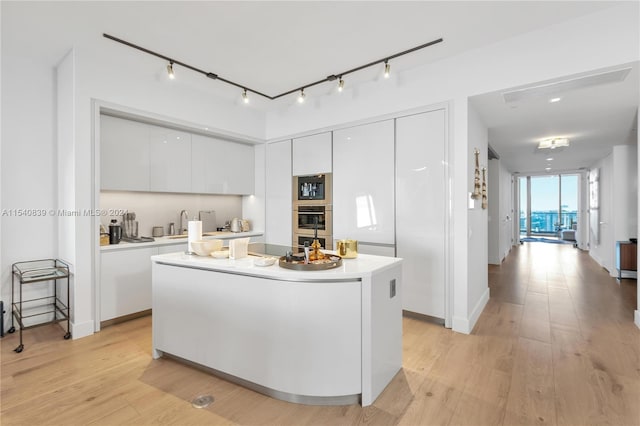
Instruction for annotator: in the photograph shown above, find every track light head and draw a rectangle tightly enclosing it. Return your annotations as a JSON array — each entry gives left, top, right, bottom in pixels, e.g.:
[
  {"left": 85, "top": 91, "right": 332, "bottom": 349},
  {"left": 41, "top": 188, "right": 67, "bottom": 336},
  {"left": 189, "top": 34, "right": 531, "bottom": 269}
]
[
  {"left": 167, "top": 62, "right": 175, "bottom": 79},
  {"left": 297, "top": 89, "right": 306, "bottom": 103},
  {"left": 242, "top": 89, "right": 249, "bottom": 104},
  {"left": 338, "top": 77, "right": 344, "bottom": 92},
  {"left": 384, "top": 61, "right": 390, "bottom": 79}
]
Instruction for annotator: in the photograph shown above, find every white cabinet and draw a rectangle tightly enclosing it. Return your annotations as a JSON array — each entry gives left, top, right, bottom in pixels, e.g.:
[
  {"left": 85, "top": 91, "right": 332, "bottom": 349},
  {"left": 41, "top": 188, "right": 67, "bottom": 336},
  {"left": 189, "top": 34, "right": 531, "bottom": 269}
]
[
  {"left": 396, "top": 110, "right": 447, "bottom": 319},
  {"left": 100, "top": 115, "right": 150, "bottom": 191},
  {"left": 191, "top": 134, "right": 255, "bottom": 195},
  {"left": 265, "top": 140, "right": 292, "bottom": 245},
  {"left": 333, "top": 120, "right": 395, "bottom": 246},
  {"left": 292, "top": 132, "right": 332, "bottom": 176},
  {"left": 149, "top": 126, "right": 191, "bottom": 193},
  {"left": 100, "top": 247, "right": 156, "bottom": 322}
]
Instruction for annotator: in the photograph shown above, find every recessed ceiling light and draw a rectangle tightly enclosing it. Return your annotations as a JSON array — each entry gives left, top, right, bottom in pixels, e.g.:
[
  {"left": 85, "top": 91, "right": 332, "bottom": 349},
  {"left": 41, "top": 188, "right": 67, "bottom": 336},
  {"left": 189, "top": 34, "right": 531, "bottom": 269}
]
[
  {"left": 545, "top": 167, "right": 552, "bottom": 171},
  {"left": 549, "top": 97, "right": 561, "bottom": 103},
  {"left": 546, "top": 157, "right": 554, "bottom": 161},
  {"left": 538, "top": 138, "right": 569, "bottom": 150}
]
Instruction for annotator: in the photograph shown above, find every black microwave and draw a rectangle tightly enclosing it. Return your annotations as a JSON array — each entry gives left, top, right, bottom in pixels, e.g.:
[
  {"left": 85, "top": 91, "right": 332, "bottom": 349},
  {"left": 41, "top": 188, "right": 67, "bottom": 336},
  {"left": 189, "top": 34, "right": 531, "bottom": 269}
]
[{"left": 295, "top": 174, "right": 331, "bottom": 201}]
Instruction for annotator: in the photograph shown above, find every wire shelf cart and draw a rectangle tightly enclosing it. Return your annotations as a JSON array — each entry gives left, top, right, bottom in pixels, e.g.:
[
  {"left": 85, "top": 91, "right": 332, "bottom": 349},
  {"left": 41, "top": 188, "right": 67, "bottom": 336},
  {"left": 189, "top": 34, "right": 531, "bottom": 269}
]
[{"left": 8, "top": 259, "right": 71, "bottom": 352}]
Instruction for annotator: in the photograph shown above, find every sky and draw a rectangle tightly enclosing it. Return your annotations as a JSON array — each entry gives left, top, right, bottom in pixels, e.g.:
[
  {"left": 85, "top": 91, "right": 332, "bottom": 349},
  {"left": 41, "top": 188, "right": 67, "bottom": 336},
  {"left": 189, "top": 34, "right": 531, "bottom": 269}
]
[{"left": 520, "top": 175, "right": 579, "bottom": 212}]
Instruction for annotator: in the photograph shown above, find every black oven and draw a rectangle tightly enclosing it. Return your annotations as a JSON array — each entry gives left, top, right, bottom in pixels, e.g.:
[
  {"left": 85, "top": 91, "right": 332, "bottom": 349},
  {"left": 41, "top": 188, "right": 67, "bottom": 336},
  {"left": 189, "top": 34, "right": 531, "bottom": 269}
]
[{"left": 296, "top": 205, "right": 327, "bottom": 231}]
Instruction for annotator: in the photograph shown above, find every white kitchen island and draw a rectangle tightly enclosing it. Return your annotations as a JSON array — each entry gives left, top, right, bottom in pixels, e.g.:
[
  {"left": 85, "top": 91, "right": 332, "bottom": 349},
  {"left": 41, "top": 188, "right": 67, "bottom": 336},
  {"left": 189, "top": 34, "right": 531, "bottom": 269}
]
[{"left": 151, "top": 245, "right": 402, "bottom": 406}]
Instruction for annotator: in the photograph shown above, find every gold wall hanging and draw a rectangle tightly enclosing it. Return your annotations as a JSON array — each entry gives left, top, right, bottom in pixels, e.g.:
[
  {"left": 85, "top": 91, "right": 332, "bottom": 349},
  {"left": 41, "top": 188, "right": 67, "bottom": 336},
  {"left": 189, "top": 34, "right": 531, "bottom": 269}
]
[
  {"left": 471, "top": 148, "right": 481, "bottom": 199},
  {"left": 481, "top": 167, "right": 488, "bottom": 209}
]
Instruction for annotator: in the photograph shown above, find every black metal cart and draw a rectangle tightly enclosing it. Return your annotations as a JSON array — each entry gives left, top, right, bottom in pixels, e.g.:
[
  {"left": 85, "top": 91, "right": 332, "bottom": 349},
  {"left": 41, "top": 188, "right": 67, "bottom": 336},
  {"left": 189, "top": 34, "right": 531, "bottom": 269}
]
[{"left": 8, "top": 259, "right": 71, "bottom": 352}]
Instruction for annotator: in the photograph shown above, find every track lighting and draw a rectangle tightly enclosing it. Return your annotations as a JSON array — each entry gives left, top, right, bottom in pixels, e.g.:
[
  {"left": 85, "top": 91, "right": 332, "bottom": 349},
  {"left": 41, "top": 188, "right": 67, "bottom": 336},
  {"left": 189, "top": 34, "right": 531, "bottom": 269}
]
[{"left": 104, "top": 33, "right": 443, "bottom": 101}]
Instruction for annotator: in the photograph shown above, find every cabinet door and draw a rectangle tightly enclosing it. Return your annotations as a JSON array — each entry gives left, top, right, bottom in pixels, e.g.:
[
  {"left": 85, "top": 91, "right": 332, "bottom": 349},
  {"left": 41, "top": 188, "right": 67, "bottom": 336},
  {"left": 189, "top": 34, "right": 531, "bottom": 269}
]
[
  {"left": 100, "top": 247, "right": 157, "bottom": 321},
  {"left": 149, "top": 126, "right": 191, "bottom": 193},
  {"left": 333, "top": 120, "right": 395, "bottom": 245},
  {"left": 396, "top": 110, "right": 447, "bottom": 319},
  {"left": 100, "top": 115, "right": 150, "bottom": 191},
  {"left": 292, "top": 132, "right": 332, "bottom": 176},
  {"left": 265, "top": 140, "right": 292, "bottom": 245},
  {"left": 191, "top": 134, "right": 255, "bottom": 195}
]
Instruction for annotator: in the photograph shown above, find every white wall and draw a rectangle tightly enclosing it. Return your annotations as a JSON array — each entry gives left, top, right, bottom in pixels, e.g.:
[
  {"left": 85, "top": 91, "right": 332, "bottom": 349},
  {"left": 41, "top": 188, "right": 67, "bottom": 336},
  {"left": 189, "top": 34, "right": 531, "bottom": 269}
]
[
  {"left": 589, "top": 154, "right": 614, "bottom": 272},
  {"left": 488, "top": 158, "right": 513, "bottom": 265},
  {"left": 612, "top": 145, "right": 638, "bottom": 241},
  {"left": 99, "top": 192, "right": 243, "bottom": 236}
]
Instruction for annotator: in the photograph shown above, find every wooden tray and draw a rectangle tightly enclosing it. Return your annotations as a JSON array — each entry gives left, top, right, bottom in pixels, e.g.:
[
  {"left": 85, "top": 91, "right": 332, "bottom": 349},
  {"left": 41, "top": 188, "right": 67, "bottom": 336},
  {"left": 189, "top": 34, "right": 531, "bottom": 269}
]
[{"left": 278, "top": 255, "right": 342, "bottom": 271}]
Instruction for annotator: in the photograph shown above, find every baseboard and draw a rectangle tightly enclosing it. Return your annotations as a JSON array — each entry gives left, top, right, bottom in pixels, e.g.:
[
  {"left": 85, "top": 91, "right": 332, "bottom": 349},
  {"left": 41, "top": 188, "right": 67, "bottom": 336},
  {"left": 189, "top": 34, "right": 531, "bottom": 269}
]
[
  {"left": 71, "top": 319, "right": 95, "bottom": 339},
  {"left": 451, "top": 287, "right": 490, "bottom": 334},
  {"left": 635, "top": 310, "right": 640, "bottom": 330}
]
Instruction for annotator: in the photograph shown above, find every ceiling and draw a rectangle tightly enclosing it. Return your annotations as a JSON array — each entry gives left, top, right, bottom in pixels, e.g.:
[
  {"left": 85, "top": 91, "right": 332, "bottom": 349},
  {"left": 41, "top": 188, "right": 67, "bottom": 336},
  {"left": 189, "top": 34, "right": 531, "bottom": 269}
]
[
  {"left": 470, "top": 63, "right": 639, "bottom": 174},
  {"left": 3, "top": 1, "right": 637, "bottom": 173}
]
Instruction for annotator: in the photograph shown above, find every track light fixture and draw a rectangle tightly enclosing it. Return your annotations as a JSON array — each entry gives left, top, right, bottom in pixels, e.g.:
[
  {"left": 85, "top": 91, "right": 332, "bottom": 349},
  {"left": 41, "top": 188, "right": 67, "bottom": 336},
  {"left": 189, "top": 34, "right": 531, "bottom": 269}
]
[
  {"left": 103, "top": 33, "right": 443, "bottom": 102},
  {"left": 242, "top": 89, "right": 249, "bottom": 104}
]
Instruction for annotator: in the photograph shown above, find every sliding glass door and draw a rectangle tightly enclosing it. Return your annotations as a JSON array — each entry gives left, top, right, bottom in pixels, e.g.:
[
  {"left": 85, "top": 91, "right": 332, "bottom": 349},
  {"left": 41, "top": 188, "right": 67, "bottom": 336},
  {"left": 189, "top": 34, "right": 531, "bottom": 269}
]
[{"left": 519, "top": 174, "right": 579, "bottom": 238}]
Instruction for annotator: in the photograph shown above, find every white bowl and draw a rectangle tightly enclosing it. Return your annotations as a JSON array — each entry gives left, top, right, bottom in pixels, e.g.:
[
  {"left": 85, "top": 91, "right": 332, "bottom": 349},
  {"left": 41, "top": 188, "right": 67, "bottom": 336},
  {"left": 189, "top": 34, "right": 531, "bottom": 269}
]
[
  {"left": 211, "top": 250, "right": 229, "bottom": 259},
  {"left": 190, "top": 239, "right": 223, "bottom": 256},
  {"left": 253, "top": 257, "right": 276, "bottom": 267}
]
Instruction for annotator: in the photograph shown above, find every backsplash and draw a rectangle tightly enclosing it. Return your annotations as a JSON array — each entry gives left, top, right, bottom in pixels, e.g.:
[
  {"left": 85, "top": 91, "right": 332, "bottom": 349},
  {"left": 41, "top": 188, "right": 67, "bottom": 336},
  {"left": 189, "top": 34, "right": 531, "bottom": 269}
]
[{"left": 100, "top": 191, "right": 243, "bottom": 237}]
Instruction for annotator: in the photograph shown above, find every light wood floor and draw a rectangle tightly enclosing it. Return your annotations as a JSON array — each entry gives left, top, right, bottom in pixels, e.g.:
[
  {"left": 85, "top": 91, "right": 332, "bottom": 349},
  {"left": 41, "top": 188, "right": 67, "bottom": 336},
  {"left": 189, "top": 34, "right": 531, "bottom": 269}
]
[{"left": 1, "top": 244, "right": 638, "bottom": 425}]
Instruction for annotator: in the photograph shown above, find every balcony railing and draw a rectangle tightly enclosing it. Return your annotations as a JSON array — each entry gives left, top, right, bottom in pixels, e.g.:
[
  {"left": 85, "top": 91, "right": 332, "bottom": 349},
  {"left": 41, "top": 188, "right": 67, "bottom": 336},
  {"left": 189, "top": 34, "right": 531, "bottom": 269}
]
[{"left": 520, "top": 211, "right": 578, "bottom": 235}]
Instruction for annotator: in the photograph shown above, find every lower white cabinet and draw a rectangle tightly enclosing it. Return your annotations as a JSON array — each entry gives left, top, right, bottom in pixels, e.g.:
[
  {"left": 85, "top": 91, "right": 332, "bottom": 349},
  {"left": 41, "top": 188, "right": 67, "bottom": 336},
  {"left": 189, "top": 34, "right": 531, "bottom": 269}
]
[{"left": 100, "top": 244, "right": 185, "bottom": 322}]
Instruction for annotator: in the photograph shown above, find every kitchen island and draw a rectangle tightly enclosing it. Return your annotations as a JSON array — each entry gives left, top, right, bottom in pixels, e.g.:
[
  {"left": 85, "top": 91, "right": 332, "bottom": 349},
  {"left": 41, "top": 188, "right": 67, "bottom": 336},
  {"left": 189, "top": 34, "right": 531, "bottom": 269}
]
[{"left": 151, "top": 245, "right": 402, "bottom": 406}]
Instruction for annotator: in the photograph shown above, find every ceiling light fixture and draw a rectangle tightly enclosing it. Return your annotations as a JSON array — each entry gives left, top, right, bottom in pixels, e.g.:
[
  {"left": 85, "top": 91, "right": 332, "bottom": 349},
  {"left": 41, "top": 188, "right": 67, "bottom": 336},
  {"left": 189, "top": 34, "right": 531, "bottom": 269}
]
[
  {"left": 338, "top": 77, "right": 345, "bottom": 92},
  {"left": 242, "top": 89, "right": 249, "bottom": 104},
  {"left": 103, "top": 33, "right": 443, "bottom": 102},
  {"left": 297, "top": 89, "right": 306, "bottom": 104},
  {"left": 167, "top": 62, "right": 175, "bottom": 79},
  {"left": 549, "top": 97, "right": 561, "bottom": 103},
  {"left": 384, "top": 61, "right": 391, "bottom": 79},
  {"left": 545, "top": 167, "right": 552, "bottom": 171},
  {"left": 538, "top": 138, "right": 569, "bottom": 150},
  {"left": 546, "top": 157, "right": 554, "bottom": 161}
]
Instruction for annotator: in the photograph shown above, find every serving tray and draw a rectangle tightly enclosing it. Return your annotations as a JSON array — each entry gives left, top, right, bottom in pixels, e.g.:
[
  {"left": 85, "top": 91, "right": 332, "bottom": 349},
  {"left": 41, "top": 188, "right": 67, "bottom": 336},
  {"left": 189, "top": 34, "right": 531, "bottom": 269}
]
[{"left": 278, "top": 255, "right": 342, "bottom": 271}]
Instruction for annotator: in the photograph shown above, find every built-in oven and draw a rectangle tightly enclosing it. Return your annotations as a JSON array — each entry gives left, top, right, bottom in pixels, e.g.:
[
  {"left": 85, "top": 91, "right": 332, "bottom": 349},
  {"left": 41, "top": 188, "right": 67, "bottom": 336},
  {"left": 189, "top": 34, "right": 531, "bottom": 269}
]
[
  {"left": 293, "top": 174, "right": 332, "bottom": 204},
  {"left": 294, "top": 205, "right": 331, "bottom": 233},
  {"left": 293, "top": 234, "right": 333, "bottom": 251}
]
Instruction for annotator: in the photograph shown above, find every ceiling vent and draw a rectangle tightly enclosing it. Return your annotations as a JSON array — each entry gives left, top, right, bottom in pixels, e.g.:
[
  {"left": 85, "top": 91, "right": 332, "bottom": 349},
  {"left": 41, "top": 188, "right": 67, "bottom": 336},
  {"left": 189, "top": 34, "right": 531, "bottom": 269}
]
[{"left": 502, "top": 67, "right": 631, "bottom": 103}]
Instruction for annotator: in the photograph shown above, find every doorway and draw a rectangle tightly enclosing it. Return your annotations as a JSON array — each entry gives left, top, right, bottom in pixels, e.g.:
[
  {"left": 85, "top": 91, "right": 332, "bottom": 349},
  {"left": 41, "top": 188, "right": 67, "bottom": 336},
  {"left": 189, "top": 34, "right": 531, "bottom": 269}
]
[{"left": 519, "top": 174, "right": 580, "bottom": 241}]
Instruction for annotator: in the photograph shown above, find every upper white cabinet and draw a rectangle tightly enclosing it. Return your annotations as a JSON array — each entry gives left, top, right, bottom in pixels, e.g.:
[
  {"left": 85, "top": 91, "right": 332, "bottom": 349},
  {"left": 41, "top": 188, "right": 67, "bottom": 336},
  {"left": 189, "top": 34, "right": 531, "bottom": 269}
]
[
  {"left": 101, "top": 115, "right": 150, "bottom": 191},
  {"left": 265, "top": 140, "right": 292, "bottom": 246},
  {"left": 149, "top": 126, "right": 191, "bottom": 193},
  {"left": 191, "top": 134, "right": 255, "bottom": 195},
  {"left": 292, "top": 132, "right": 332, "bottom": 176},
  {"left": 396, "top": 110, "right": 447, "bottom": 319},
  {"left": 333, "top": 120, "right": 395, "bottom": 246}
]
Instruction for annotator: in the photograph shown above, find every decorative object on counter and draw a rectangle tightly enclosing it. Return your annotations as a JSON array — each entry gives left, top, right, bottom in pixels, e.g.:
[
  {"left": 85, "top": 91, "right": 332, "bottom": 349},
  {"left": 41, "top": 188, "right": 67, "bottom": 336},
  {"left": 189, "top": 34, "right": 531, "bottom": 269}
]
[
  {"left": 481, "top": 167, "right": 488, "bottom": 209},
  {"left": 109, "top": 219, "right": 122, "bottom": 244},
  {"left": 104, "top": 33, "right": 442, "bottom": 104},
  {"left": 241, "top": 219, "right": 250, "bottom": 232},
  {"left": 180, "top": 210, "right": 189, "bottom": 235},
  {"left": 122, "top": 212, "right": 138, "bottom": 238},
  {"left": 211, "top": 250, "right": 229, "bottom": 259},
  {"left": 471, "top": 148, "right": 481, "bottom": 199},
  {"left": 278, "top": 253, "right": 342, "bottom": 271},
  {"left": 253, "top": 257, "right": 277, "bottom": 267},
  {"left": 336, "top": 239, "right": 358, "bottom": 258},
  {"left": 199, "top": 210, "right": 217, "bottom": 233},
  {"left": 152, "top": 226, "right": 164, "bottom": 237},
  {"left": 100, "top": 224, "right": 110, "bottom": 246},
  {"left": 187, "top": 220, "right": 202, "bottom": 255},
  {"left": 230, "top": 217, "right": 242, "bottom": 233},
  {"left": 229, "top": 237, "right": 250, "bottom": 259},
  {"left": 191, "top": 239, "right": 223, "bottom": 257},
  {"left": 168, "top": 222, "right": 175, "bottom": 236}
]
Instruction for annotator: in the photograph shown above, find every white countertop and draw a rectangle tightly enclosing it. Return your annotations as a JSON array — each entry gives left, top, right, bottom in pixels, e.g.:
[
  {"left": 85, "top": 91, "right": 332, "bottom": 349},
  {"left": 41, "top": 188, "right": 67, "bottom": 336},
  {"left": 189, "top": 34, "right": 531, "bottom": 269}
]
[
  {"left": 151, "top": 250, "right": 402, "bottom": 281},
  {"left": 101, "top": 230, "right": 263, "bottom": 252}
]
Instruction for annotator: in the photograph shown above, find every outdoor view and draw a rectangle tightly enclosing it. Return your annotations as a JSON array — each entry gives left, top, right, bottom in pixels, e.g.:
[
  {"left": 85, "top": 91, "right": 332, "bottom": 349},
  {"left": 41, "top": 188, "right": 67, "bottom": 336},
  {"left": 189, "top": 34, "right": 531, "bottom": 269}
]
[{"left": 519, "top": 174, "right": 579, "bottom": 236}]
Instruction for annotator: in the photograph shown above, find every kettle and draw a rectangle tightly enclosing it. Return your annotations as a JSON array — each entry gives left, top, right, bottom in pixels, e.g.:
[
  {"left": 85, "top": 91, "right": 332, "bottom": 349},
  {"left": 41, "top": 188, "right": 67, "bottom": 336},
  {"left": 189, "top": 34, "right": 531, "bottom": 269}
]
[{"left": 230, "top": 218, "right": 242, "bottom": 233}]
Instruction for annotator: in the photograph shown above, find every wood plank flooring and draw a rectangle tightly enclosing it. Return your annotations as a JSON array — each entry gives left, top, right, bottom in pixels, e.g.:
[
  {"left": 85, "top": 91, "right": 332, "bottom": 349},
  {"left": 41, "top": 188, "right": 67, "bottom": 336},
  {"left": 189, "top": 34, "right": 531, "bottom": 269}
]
[{"left": 1, "top": 243, "right": 638, "bottom": 425}]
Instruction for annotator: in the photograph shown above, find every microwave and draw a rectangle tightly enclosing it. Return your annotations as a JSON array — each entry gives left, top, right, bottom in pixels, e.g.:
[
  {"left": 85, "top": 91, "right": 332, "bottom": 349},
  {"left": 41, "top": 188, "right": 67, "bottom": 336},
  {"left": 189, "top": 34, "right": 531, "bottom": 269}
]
[{"left": 293, "top": 174, "right": 332, "bottom": 203}]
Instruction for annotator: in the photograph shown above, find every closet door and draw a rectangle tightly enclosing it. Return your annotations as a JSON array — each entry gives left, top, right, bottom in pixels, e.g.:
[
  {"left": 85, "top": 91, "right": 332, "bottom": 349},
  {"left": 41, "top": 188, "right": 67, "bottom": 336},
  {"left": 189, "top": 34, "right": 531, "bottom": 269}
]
[{"left": 396, "top": 110, "right": 447, "bottom": 319}]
